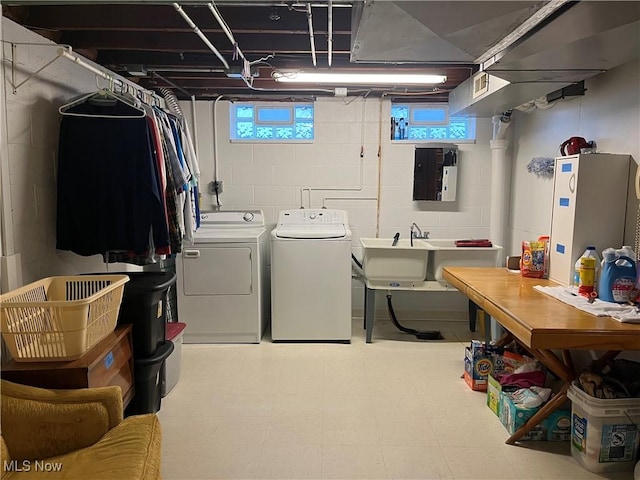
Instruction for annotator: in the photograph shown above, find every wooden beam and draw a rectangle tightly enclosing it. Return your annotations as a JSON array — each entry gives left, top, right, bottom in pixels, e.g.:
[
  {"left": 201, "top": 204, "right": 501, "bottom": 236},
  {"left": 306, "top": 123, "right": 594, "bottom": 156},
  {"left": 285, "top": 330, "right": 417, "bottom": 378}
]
[{"left": 19, "top": 4, "right": 352, "bottom": 32}]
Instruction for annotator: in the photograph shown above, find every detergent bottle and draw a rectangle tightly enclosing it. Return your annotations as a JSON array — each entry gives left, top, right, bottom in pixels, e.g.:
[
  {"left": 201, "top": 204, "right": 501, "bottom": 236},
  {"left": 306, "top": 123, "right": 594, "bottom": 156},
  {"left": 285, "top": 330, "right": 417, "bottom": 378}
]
[
  {"left": 575, "top": 246, "right": 600, "bottom": 295},
  {"left": 598, "top": 248, "right": 638, "bottom": 302},
  {"left": 615, "top": 246, "right": 636, "bottom": 266}
]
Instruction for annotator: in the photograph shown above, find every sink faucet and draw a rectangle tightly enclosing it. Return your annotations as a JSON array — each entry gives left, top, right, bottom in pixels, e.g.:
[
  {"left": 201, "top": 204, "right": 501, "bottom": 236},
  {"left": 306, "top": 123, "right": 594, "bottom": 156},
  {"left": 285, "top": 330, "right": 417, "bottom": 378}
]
[{"left": 410, "top": 223, "right": 430, "bottom": 246}]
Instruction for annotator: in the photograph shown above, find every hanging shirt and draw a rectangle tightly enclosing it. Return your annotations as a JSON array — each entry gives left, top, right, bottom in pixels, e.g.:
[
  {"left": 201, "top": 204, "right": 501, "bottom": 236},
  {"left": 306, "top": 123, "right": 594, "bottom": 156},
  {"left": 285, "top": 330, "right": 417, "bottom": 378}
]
[{"left": 56, "top": 100, "right": 169, "bottom": 256}]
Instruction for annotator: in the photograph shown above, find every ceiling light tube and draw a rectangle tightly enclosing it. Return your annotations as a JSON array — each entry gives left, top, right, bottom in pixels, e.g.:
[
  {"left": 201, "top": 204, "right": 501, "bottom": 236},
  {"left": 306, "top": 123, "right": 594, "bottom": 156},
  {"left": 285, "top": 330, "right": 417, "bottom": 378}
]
[{"left": 273, "top": 72, "right": 447, "bottom": 85}]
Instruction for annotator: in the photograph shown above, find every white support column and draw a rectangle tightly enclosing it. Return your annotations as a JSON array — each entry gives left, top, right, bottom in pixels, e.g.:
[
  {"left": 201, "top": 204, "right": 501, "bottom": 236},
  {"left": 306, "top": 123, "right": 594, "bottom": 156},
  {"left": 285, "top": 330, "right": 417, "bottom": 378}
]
[{"left": 489, "top": 115, "right": 512, "bottom": 265}]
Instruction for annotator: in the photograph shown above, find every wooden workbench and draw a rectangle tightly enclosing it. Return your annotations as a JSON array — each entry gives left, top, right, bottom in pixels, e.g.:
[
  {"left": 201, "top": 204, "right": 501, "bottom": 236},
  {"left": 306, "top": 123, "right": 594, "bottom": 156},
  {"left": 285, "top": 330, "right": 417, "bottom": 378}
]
[{"left": 442, "top": 267, "right": 640, "bottom": 444}]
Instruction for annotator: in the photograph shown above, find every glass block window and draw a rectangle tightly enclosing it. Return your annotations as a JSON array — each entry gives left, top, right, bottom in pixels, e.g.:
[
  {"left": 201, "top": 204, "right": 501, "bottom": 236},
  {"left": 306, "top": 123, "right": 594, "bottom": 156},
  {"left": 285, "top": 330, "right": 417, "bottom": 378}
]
[
  {"left": 391, "top": 103, "right": 475, "bottom": 142},
  {"left": 230, "top": 102, "right": 314, "bottom": 142}
]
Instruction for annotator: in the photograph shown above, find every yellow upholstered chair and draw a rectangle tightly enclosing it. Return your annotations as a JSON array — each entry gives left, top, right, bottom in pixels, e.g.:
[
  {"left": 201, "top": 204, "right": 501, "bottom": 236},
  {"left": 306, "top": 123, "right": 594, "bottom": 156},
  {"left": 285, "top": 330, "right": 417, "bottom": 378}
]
[{"left": 0, "top": 380, "right": 161, "bottom": 479}]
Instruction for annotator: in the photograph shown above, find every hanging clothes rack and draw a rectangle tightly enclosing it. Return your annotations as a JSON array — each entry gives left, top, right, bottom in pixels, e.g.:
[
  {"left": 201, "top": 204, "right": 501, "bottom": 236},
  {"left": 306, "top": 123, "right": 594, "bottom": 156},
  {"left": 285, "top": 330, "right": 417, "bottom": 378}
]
[{"left": 57, "top": 48, "right": 163, "bottom": 106}]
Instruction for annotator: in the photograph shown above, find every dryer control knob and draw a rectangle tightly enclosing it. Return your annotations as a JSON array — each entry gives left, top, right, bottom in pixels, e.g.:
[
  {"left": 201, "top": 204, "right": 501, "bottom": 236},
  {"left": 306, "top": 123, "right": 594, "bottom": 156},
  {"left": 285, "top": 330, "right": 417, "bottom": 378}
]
[
  {"left": 309, "top": 213, "right": 317, "bottom": 219},
  {"left": 243, "top": 212, "right": 255, "bottom": 222}
]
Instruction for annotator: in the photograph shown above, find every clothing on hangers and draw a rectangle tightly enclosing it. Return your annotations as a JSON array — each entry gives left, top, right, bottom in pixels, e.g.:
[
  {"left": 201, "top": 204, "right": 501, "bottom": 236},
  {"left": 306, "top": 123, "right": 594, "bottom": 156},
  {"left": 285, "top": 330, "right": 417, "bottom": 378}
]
[
  {"left": 56, "top": 89, "right": 200, "bottom": 263},
  {"left": 56, "top": 108, "right": 170, "bottom": 256},
  {"left": 59, "top": 89, "right": 146, "bottom": 118}
]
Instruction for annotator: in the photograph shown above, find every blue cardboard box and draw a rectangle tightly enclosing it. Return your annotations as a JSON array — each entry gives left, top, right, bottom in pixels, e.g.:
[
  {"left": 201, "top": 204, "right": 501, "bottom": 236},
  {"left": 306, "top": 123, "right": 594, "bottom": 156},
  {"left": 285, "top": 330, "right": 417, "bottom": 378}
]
[
  {"left": 499, "top": 391, "right": 571, "bottom": 441},
  {"left": 463, "top": 340, "right": 502, "bottom": 391}
]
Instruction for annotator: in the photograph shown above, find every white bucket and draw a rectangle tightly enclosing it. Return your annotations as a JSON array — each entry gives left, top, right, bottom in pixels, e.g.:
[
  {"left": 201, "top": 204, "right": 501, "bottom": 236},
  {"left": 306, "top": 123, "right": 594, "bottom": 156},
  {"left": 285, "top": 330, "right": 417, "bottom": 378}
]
[{"left": 568, "top": 384, "right": 640, "bottom": 473}]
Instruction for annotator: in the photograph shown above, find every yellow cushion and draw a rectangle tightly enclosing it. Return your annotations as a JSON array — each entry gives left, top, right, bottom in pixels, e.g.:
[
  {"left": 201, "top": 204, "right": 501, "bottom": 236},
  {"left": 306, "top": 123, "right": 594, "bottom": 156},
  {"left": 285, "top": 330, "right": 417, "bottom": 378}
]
[
  {"left": 1, "top": 381, "right": 122, "bottom": 462},
  {"left": 1, "top": 436, "right": 11, "bottom": 480},
  {"left": 2, "top": 415, "right": 161, "bottom": 480}
]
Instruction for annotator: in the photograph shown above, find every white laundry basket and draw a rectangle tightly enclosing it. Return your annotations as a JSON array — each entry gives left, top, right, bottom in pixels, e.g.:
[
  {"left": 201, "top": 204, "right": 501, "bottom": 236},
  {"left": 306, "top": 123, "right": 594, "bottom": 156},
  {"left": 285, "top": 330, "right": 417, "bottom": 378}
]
[{"left": 568, "top": 383, "right": 640, "bottom": 474}]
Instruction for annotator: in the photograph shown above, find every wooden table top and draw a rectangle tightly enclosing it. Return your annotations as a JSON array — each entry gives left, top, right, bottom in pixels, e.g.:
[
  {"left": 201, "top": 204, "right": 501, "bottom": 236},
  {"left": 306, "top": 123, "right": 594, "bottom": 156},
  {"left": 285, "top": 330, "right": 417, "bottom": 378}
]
[{"left": 443, "top": 267, "right": 640, "bottom": 351}]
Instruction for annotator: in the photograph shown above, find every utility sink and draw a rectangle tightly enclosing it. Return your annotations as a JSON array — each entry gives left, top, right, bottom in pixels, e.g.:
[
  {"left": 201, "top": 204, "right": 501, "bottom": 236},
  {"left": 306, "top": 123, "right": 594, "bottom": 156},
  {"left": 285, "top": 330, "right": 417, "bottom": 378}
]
[
  {"left": 424, "top": 239, "right": 503, "bottom": 281},
  {"left": 360, "top": 238, "right": 429, "bottom": 284}
]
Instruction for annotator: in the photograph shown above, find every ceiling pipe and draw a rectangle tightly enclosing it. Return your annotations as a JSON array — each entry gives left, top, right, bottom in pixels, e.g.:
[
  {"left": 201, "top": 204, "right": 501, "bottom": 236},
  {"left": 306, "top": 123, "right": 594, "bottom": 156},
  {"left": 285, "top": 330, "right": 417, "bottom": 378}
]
[
  {"left": 150, "top": 71, "right": 192, "bottom": 97},
  {"left": 307, "top": 3, "right": 317, "bottom": 67},
  {"left": 207, "top": 1, "right": 247, "bottom": 63},
  {"left": 327, "top": 0, "right": 333, "bottom": 67},
  {"left": 143, "top": 67, "right": 227, "bottom": 73},
  {"left": 173, "top": 3, "right": 230, "bottom": 69}
]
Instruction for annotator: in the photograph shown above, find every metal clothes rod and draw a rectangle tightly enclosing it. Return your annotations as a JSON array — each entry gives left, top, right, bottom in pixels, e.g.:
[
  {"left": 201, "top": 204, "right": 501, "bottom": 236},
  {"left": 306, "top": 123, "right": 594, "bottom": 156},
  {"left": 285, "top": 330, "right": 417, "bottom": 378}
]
[{"left": 57, "top": 48, "right": 162, "bottom": 105}]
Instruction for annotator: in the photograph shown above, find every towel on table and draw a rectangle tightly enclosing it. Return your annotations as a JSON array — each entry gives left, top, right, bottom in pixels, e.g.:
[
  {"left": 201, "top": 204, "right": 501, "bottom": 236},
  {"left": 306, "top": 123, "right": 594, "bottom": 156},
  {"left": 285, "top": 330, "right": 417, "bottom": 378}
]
[{"left": 533, "top": 285, "right": 640, "bottom": 324}]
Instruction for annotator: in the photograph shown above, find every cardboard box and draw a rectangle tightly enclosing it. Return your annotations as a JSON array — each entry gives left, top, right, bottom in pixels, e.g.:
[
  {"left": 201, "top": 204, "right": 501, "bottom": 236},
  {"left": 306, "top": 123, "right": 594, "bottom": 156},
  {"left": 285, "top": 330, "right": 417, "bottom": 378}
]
[
  {"left": 499, "top": 391, "right": 571, "bottom": 441},
  {"left": 463, "top": 340, "right": 502, "bottom": 391},
  {"left": 487, "top": 374, "right": 502, "bottom": 416}
]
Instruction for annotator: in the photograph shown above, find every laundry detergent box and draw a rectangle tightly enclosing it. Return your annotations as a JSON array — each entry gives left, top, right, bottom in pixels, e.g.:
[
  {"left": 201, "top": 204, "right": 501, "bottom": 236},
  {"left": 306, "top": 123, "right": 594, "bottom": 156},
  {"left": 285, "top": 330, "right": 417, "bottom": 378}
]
[
  {"left": 487, "top": 374, "right": 502, "bottom": 416},
  {"left": 499, "top": 391, "right": 571, "bottom": 441},
  {"left": 464, "top": 340, "right": 503, "bottom": 391}
]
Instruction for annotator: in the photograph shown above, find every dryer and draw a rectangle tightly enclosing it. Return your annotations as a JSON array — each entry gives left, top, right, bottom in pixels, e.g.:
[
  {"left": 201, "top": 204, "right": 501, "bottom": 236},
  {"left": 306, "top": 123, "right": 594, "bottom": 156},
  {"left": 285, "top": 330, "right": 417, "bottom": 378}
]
[
  {"left": 177, "top": 211, "right": 269, "bottom": 343},
  {"left": 271, "top": 209, "right": 351, "bottom": 341}
]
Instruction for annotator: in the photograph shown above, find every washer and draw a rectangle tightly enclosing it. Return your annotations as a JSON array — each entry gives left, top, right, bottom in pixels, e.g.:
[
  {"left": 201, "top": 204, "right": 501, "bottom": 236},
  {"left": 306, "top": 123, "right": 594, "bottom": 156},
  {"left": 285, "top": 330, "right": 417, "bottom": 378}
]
[
  {"left": 176, "top": 210, "right": 269, "bottom": 343},
  {"left": 271, "top": 209, "right": 352, "bottom": 341}
]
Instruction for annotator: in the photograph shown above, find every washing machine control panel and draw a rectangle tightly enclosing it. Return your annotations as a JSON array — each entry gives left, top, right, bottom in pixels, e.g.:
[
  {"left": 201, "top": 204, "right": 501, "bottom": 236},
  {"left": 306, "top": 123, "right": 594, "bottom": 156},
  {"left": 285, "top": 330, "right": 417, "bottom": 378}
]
[
  {"left": 200, "top": 210, "right": 264, "bottom": 226},
  {"left": 278, "top": 209, "right": 348, "bottom": 225}
]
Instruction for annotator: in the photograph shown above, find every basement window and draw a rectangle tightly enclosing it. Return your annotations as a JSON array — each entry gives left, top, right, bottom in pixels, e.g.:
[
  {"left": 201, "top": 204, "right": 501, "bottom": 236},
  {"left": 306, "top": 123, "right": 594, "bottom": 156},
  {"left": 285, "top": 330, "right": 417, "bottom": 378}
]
[
  {"left": 391, "top": 103, "right": 476, "bottom": 142},
  {"left": 230, "top": 102, "right": 314, "bottom": 142}
]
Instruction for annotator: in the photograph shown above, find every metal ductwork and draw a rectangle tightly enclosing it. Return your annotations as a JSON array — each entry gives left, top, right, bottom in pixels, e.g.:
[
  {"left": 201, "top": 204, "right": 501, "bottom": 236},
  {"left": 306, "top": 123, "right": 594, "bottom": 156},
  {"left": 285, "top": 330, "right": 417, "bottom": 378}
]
[{"left": 351, "top": 1, "right": 640, "bottom": 116}]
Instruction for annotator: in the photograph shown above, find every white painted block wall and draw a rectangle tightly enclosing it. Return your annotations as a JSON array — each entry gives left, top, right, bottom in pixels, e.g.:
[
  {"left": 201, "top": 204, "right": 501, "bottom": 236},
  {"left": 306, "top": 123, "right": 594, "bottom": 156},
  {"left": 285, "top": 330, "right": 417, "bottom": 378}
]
[
  {"left": 1, "top": 18, "right": 138, "bottom": 285},
  {"left": 179, "top": 98, "right": 495, "bottom": 319}
]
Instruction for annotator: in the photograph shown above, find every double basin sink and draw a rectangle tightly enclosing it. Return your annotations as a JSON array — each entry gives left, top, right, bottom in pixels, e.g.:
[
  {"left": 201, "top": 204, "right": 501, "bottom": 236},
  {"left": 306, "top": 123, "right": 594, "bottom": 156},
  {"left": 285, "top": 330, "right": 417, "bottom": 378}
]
[{"left": 359, "top": 237, "right": 502, "bottom": 286}]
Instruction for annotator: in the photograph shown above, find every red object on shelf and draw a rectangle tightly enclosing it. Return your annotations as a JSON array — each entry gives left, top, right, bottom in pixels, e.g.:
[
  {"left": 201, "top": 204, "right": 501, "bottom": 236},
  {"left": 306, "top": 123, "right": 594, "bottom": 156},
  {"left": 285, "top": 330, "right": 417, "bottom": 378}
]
[{"left": 455, "top": 239, "right": 493, "bottom": 247}]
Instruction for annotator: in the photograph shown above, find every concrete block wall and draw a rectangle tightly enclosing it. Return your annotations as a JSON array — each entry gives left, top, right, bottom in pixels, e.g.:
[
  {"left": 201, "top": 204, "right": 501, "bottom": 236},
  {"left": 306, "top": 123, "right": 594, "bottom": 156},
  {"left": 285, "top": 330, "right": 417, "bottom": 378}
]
[
  {"left": 180, "top": 98, "right": 495, "bottom": 318},
  {"left": 1, "top": 18, "right": 137, "bottom": 286}
]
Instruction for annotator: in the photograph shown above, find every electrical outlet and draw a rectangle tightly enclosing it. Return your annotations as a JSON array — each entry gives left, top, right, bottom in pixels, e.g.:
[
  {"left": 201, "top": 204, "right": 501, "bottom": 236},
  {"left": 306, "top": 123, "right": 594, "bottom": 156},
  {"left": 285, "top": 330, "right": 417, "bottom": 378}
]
[{"left": 208, "top": 180, "right": 223, "bottom": 194}]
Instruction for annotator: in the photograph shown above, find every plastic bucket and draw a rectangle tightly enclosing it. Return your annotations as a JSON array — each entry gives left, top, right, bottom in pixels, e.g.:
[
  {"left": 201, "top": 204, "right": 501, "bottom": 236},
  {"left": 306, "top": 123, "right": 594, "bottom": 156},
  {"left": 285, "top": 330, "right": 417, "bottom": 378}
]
[
  {"left": 568, "top": 384, "right": 640, "bottom": 473},
  {"left": 125, "top": 340, "right": 174, "bottom": 416},
  {"left": 161, "top": 322, "right": 186, "bottom": 397},
  {"left": 116, "top": 272, "right": 177, "bottom": 357}
]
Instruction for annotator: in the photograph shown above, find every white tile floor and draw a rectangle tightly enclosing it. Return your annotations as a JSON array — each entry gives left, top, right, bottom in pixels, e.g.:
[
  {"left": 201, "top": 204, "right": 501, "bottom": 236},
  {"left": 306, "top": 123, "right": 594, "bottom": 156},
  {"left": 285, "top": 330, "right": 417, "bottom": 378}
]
[{"left": 159, "top": 318, "right": 635, "bottom": 480}]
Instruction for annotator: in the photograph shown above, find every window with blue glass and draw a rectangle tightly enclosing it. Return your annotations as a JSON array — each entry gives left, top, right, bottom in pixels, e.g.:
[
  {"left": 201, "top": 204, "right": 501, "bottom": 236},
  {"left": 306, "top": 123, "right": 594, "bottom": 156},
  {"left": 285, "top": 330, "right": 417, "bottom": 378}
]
[
  {"left": 390, "top": 103, "right": 475, "bottom": 141},
  {"left": 230, "top": 102, "right": 314, "bottom": 141}
]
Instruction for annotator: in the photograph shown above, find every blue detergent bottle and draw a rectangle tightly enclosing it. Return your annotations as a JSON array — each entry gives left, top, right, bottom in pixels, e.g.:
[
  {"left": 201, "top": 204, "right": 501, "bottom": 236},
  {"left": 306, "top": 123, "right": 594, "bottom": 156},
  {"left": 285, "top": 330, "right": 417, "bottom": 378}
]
[{"left": 598, "top": 248, "right": 638, "bottom": 303}]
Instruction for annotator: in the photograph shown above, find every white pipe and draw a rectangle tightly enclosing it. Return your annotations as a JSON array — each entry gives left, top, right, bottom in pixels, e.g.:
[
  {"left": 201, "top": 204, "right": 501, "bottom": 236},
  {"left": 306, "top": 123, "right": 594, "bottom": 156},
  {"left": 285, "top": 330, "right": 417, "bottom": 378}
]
[
  {"left": 300, "top": 98, "right": 374, "bottom": 209},
  {"left": 327, "top": 0, "right": 333, "bottom": 67},
  {"left": 307, "top": 3, "right": 317, "bottom": 67},
  {"left": 207, "top": 2, "right": 247, "bottom": 63},
  {"left": 489, "top": 115, "right": 512, "bottom": 264},
  {"left": 190, "top": 95, "right": 199, "bottom": 159},
  {"left": 212, "top": 96, "right": 224, "bottom": 183},
  {"left": 173, "top": 3, "right": 230, "bottom": 70}
]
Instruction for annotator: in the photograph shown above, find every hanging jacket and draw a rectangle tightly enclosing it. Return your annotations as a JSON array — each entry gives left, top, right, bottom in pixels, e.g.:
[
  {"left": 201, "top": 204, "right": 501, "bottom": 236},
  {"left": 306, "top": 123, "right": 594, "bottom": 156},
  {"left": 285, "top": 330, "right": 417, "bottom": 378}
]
[{"left": 56, "top": 101, "right": 170, "bottom": 256}]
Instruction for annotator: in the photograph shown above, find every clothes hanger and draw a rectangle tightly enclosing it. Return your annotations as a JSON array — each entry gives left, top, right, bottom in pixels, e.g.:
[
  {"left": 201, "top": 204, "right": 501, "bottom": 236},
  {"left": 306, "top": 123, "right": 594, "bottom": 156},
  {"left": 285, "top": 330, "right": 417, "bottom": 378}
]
[{"left": 59, "top": 76, "right": 146, "bottom": 119}]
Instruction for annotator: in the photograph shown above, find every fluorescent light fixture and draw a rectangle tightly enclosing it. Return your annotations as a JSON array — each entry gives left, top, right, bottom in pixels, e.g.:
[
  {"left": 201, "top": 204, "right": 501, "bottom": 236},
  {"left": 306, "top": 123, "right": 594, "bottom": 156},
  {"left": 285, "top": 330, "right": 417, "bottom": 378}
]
[{"left": 273, "top": 71, "right": 447, "bottom": 85}]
